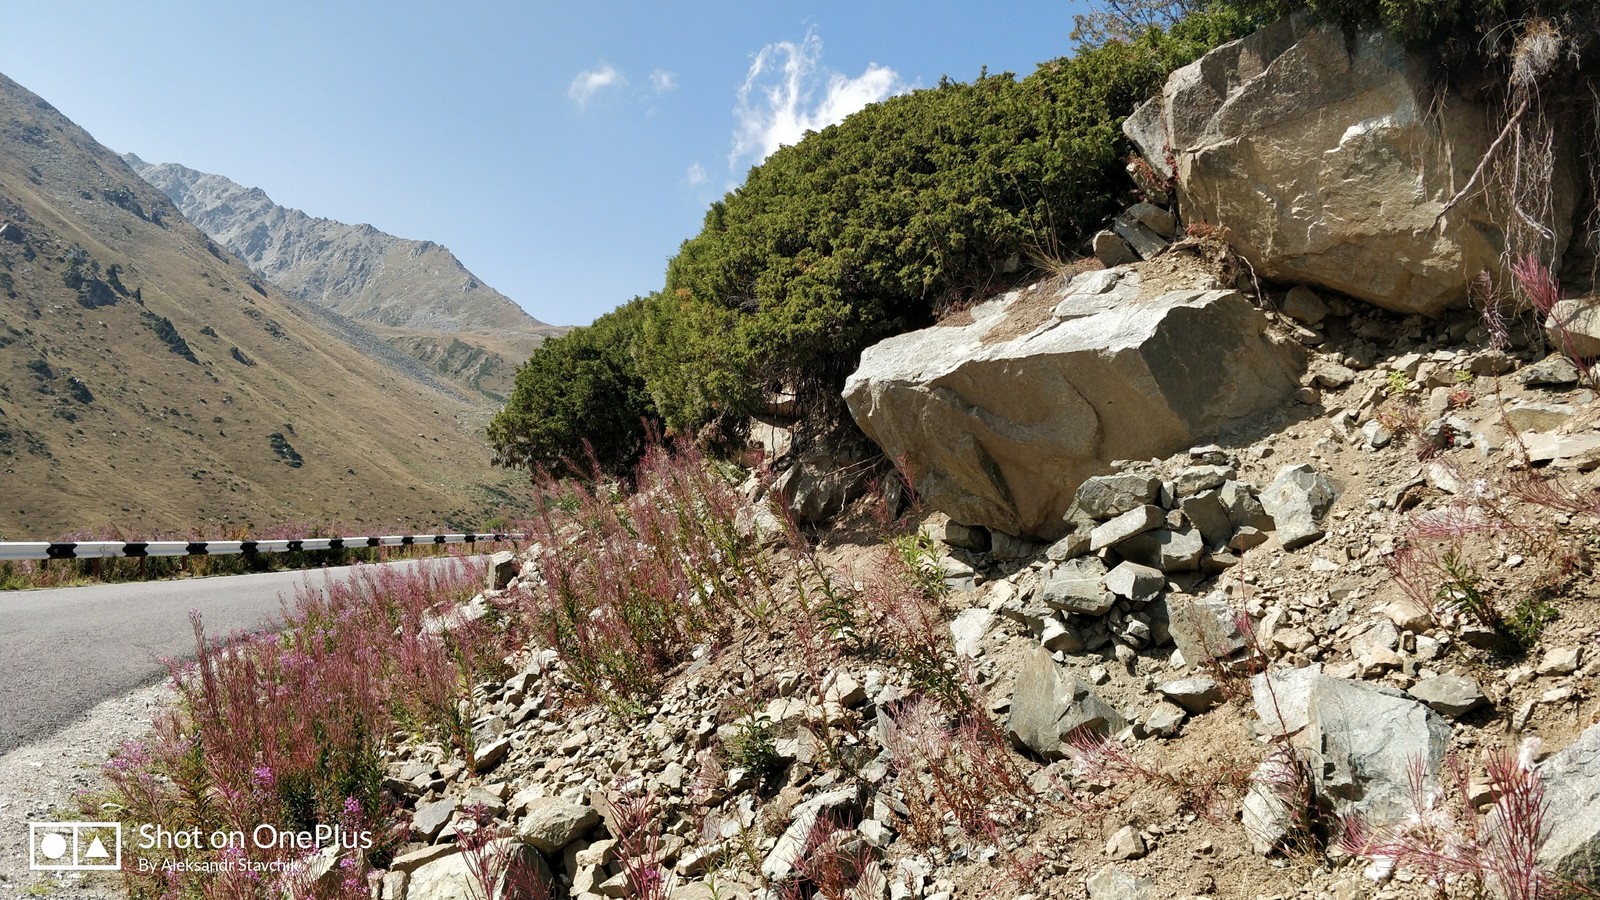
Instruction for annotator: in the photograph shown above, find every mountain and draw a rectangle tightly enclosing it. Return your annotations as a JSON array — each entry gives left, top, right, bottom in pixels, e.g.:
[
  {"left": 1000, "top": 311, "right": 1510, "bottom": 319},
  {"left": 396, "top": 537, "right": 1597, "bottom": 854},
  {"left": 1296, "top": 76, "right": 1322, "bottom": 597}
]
[
  {"left": 122, "top": 155, "right": 561, "bottom": 400},
  {"left": 0, "top": 71, "right": 530, "bottom": 537}
]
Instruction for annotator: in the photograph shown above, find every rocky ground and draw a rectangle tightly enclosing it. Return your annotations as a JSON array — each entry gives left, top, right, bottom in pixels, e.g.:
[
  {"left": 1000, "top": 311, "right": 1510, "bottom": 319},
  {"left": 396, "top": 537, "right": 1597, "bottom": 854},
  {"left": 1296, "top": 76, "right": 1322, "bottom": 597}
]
[
  {"left": 10, "top": 262, "right": 1600, "bottom": 900},
  {"left": 327, "top": 258, "right": 1599, "bottom": 900}
]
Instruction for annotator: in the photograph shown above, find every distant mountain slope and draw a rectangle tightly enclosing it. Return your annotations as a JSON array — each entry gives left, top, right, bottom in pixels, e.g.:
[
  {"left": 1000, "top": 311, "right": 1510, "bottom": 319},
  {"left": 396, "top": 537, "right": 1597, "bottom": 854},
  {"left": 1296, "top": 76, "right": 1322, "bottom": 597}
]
[
  {"left": 0, "top": 71, "right": 528, "bottom": 536},
  {"left": 122, "top": 154, "right": 561, "bottom": 399}
]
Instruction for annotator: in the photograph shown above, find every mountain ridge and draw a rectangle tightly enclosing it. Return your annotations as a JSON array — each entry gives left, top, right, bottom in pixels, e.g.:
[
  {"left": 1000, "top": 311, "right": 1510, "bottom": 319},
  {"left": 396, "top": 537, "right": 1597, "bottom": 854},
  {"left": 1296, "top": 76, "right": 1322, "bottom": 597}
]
[
  {"left": 122, "top": 153, "right": 548, "bottom": 333},
  {"left": 0, "top": 71, "right": 529, "bottom": 536},
  {"left": 122, "top": 154, "right": 561, "bottom": 400}
]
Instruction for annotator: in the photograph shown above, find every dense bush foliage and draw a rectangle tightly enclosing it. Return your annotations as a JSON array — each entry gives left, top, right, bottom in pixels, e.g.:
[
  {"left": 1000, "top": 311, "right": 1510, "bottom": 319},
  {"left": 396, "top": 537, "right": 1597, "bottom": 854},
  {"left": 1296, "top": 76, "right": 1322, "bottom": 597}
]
[
  {"left": 488, "top": 300, "right": 657, "bottom": 473},
  {"left": 490, "top": 7, "right": 1255, "bottom": 473},
  {"left": 1221, "top": 0, "right": 1598, "bottom": 58}
]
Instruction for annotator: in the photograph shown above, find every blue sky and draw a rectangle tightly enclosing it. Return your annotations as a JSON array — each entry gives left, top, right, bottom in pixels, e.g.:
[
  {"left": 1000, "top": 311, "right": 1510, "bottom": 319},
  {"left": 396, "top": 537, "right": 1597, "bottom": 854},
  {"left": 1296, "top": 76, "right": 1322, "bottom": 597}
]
[{"left": 2, "top": 1, "right": 1094, "bottom": 326}]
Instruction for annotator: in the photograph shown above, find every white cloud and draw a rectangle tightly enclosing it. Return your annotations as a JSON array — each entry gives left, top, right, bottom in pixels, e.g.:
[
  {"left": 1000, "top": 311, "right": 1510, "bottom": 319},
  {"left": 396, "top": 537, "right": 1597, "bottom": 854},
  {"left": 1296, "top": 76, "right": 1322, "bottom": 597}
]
[
  {"left": 729, "top": 30, "right": 907, "bottom": 172},
  {"left": 685, "top": 162, "right": 708, "bottom": 186},
  {"left": 650, "top": 69, "right": 678, "bottom": 93},
  {"left": 568, "top": 62, "right": 627, "bottom": 110}
]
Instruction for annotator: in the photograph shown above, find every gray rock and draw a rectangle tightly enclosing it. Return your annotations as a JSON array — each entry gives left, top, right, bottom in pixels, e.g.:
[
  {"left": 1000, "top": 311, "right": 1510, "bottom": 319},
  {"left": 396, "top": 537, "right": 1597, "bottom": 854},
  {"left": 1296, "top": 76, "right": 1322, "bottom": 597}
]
[
  {"left": 1008, "top": 647, "right": 1128, "bottom": 758},
  {"left": 1113, "top": 209, "right": 1169, "bottom": 259},
  {"left": 423, "top": 595, "right": 489, "bottom": 636},
  {"left": 411, "top": 798, "right": 457, "bottom": 843},
  {"left": 1180, "top": 490, "right": 1234, "bottom": 547},
  {"left": 1041, "top": 557, "right": 1114, "bottom": 615},
  {"left": 473, "top": 736, "right": 511, "bottom": 773},
  {"left": 1407, "top": 674, "right": 1486, "bottom": 717},
  {"left": 1241, "top": 750, "right": 1307, "bottom": 855},
  {"left": 1228, "top": 526, "right": 1269, "bottom": 552},
  {"left": 1250, "top": 665, "right": 1323, "bottom": 736},
  {"left": 1090, "top": 505, "right": 1165, "bottom": 551},
  {"left": 1218, "top": 480, "right": 1274, "bottom": 532},
  {"left": 489, "top": 550, "right": 518, "bottom": 590},
  {"left": 1538, "top": 722, "right": 1600, "bottom": 882},
  {"left": 1094, "top": 230, "right": 1138, "bottom": 267},
  {"left": 772, "top": 445, "right": 873, "bottom": 524},
  {"left": 762, "top": 788, "right": 860, "bottom": 882},
  {"left": 1158, "top": 676, "right": 1223, "bottom": 713},
  {"left": 990, "top": 531, "right": 1040, "bottom": 560},
  {"left": 842, "top": 274, "right": 1303, "bottom": 539},
  {"left": 950, "top": 607, "right": 994, "bottom": 657},
  {"left": 934, "top": 520, "right": 991, "bottom": 552},
  {"left": 1105, "top": 824, "right": 1147, "bottom": 860},
  {"left": 1281, "top": 286, "right": 1328, "bottom": 326},
  {"left": 407, "top": 839, "right": 550, "bottom": 900},
  {"left": 1545, "top": 296, "right": 1600, "bottom": 360},
  {"left": 1122, "top": 97, "right": 1172, "bottom": 178},
  {"left": 1142, "top": 701, "right": 1186, "bottom": 737},
  {"left": 1517, "top": 353, "right": 1582, "bottom": 387},
  {"left": 1041, "top": 617, "right": 1087, "bottom": 653},
  {"left": 1045, "top": 527, "right": 1093, "bottom": 561},
  {"left": 1311, "top": 363, "right": 1357, "bottom": 389},
  {"left": 517, "top": 798, "right": 600, "bottom": 853},
  {"left": 1104, "top": 561, "right": 1164, "bottom": 603},
  {"left": 1074, "top": 474, "right": 1163, "bottom": 520},
  {"left": 1504, "top": 402, "right": 1577, "bottom": 433},
  {"left": 999, "top": 594, "right": 1058, "bottom": 637},
  {"left": 1522, "top": 431, "right": 1600, "bottom": 464},
  {"left": 1173, "top": 465, "right": 1233, "bottom": 497},
  {"left": 1115, "top": 526, "right": 1204, "bottom": 572},
  {"left": 1129, "top": 202, "right": 1177, "bottom": 238},
  {"left": 1307, "top": 676, "right": 1452, "bottom": 824},
  {"left": 1361, "top": 420, "right": 1394, "bottom": 449},
  {"left": 1259, "top": 464, "right": 1336, "bottom": 550},
  {"left": 1086, "top": 864, "right": 1153, "bottom": 900},
  {"left": 1538, "top": 645, "right": 1583, "bottom": 676},
  {"left": 1167, "top": 592, "right": 1247, "bottom": 667}
]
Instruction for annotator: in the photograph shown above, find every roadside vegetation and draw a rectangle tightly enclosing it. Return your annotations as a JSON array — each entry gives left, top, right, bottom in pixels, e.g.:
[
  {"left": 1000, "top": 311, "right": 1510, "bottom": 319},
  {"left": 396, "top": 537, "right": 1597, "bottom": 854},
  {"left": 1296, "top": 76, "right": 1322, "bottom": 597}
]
[{"left": 98, "top": 554, "right": 504, "bottom": 898}]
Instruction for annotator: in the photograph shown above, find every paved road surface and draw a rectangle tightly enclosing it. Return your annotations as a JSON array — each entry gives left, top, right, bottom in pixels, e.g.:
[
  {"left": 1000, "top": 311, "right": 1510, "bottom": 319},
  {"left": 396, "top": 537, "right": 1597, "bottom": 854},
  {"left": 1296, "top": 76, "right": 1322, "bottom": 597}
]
[{"left": 0, "top": 558, "right": 472, "bottom": 753}]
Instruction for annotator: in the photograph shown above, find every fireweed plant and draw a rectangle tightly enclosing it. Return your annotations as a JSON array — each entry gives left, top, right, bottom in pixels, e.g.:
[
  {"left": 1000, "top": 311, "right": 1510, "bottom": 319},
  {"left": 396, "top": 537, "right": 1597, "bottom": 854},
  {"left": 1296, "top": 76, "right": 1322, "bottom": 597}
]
[
  {"left": 96, "top": 555, "right": 502, "bottom": 899},
  {"left": 516, "top": 440, "right": 780, "bottom": 707}
]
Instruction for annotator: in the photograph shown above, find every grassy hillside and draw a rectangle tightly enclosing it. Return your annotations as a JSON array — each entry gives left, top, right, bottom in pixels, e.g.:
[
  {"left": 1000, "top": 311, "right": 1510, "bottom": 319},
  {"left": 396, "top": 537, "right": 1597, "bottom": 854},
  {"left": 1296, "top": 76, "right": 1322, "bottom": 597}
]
[{"left": 0, "top": 72, "right": 529, "bottom": 537}]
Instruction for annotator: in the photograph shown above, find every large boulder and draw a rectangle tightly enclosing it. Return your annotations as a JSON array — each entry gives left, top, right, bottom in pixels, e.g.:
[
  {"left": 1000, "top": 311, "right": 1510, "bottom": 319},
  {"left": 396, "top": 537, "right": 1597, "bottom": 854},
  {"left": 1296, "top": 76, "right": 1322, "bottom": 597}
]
[
  {"left": 1126, "top": 15, "right": 1577, "bottom": 316},
  {"left": 844, "top": 269, "right": 1301, "bottom": 539}
]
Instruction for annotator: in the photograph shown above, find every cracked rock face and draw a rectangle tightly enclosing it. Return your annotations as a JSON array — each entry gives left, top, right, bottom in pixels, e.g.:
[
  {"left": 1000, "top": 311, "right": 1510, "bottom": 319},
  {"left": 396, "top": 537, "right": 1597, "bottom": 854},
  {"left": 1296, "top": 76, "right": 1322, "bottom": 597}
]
[
  {"left": 1127, "top": 15, "right": 1578, "bottom": 316},
  {"left": 843, "top": 268, "right": 1302, "bottom": 539}
]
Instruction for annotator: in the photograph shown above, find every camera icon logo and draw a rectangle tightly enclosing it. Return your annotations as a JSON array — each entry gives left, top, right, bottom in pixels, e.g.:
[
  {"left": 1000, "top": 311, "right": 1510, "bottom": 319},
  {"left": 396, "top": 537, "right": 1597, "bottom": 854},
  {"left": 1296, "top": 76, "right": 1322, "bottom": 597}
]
[{"left": 29, "top": 822, "right": 122, "bottom": 871}]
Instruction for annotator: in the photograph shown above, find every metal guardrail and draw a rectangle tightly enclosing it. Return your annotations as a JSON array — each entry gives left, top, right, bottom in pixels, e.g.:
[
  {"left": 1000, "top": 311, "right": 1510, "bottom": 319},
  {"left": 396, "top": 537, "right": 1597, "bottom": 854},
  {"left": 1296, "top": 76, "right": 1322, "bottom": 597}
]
[{"left": 0, "top": 533, "right": 523, "bottom": 561}]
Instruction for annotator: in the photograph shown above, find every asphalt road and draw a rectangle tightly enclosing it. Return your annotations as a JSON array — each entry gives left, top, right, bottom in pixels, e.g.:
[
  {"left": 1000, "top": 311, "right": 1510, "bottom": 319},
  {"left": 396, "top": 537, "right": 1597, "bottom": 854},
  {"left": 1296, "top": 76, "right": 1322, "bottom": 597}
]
[{"left": 0, "top": 558, "right": 470, "bottom": 753}]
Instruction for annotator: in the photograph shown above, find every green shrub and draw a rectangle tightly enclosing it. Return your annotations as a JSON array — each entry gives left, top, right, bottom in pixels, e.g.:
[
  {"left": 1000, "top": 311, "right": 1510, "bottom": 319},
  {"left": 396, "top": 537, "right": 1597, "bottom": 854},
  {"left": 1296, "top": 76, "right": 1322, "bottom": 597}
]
[
  {"left": 1227, "top": 0, "right": 1598, "bottom": 54},
  {"left": 488, "top": 299, "right": 657, "bottom": 475}
]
